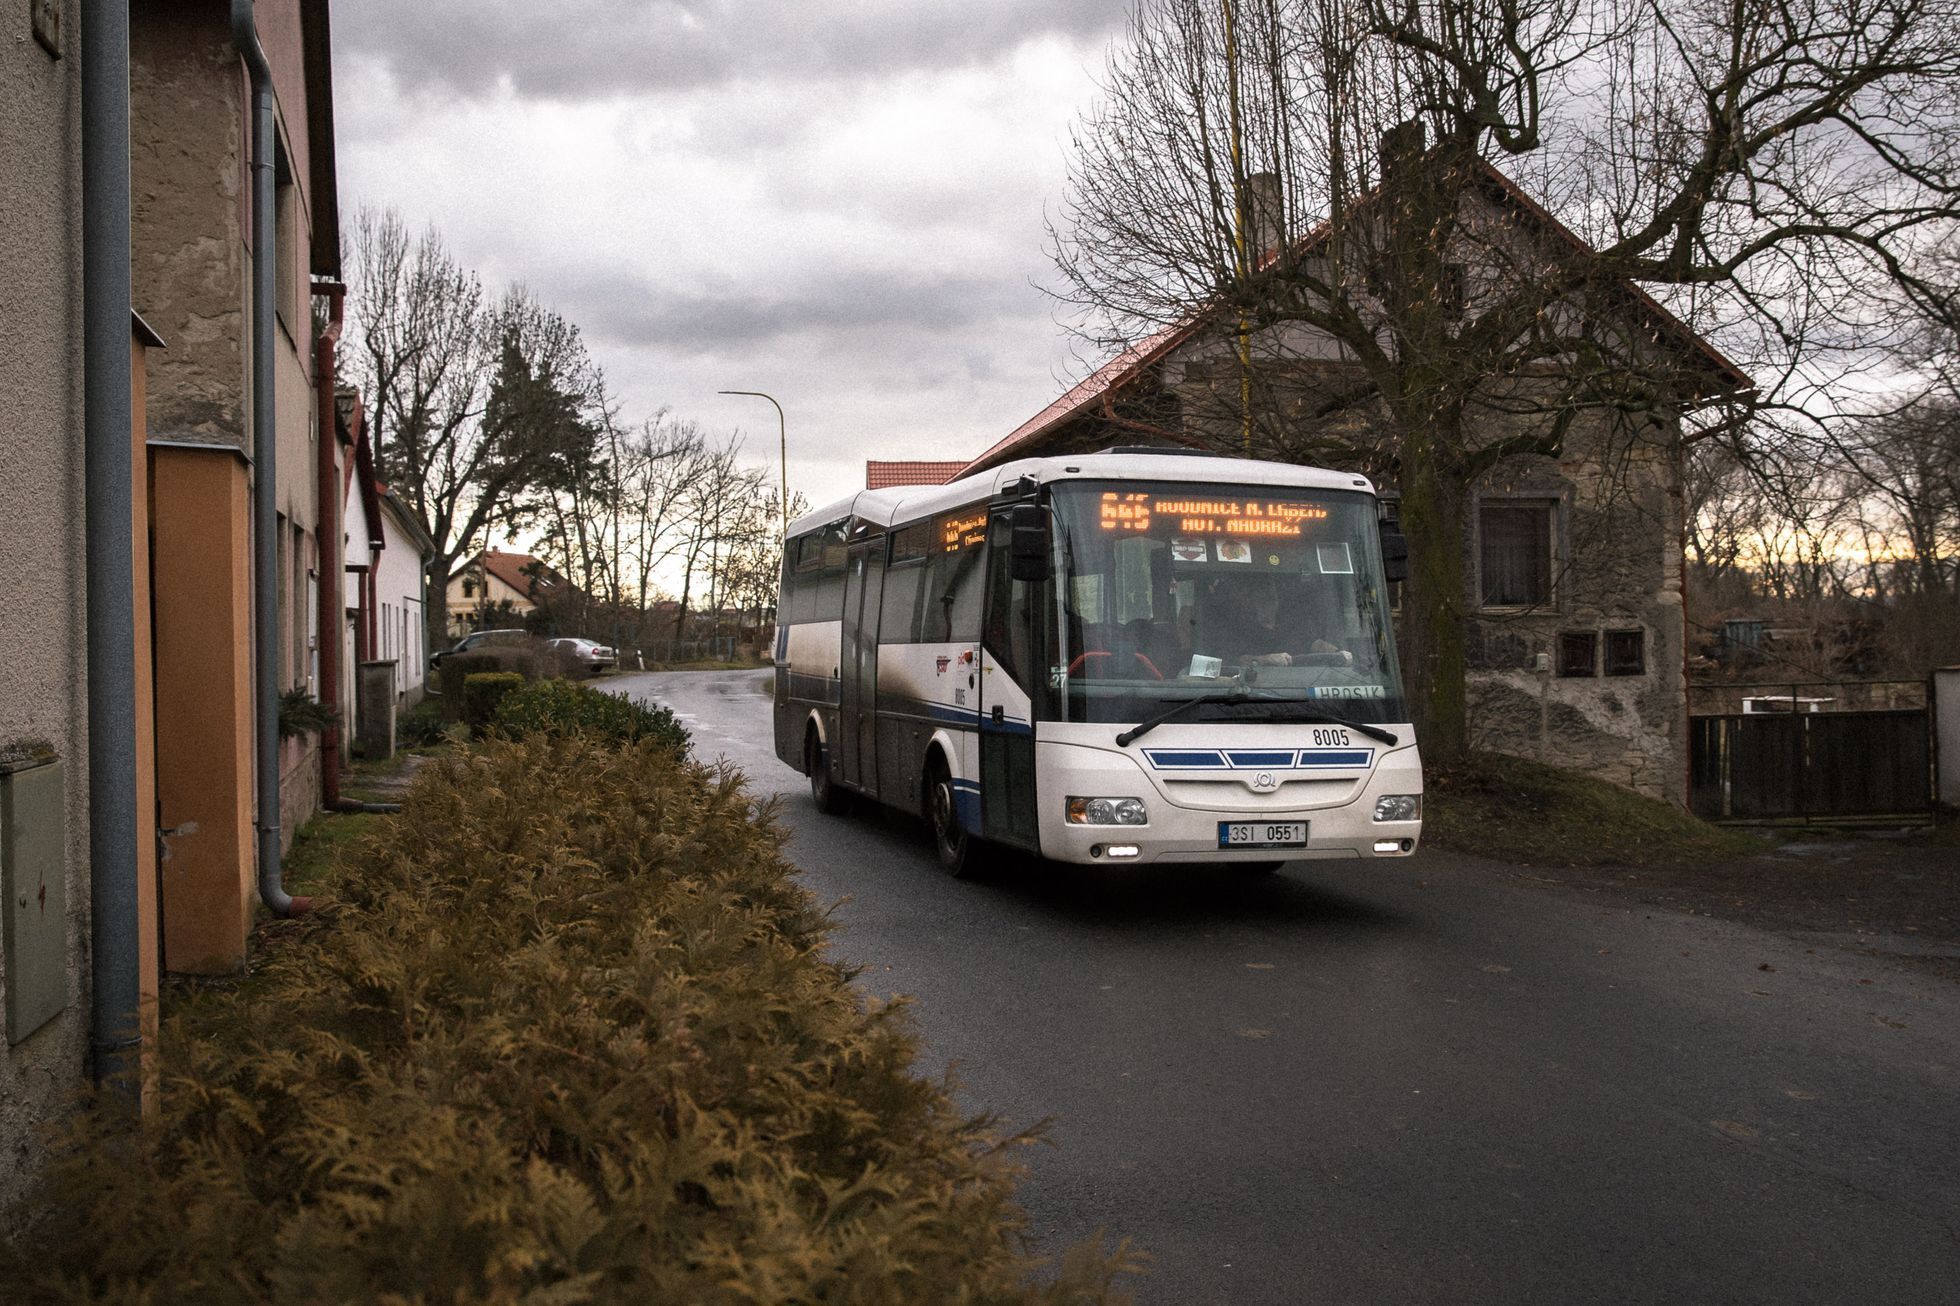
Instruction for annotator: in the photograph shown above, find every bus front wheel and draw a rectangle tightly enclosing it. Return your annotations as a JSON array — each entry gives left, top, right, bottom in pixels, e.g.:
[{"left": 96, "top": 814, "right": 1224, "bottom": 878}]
[
  {"left": 807, "top": 730, "right": 849, "bottom": 815},
  {"left": 927, "top": 759, "right": 979, "bottom": 879}
]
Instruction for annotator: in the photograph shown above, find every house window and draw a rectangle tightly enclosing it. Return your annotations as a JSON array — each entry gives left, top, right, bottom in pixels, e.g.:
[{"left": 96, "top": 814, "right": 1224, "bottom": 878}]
[
  {"left": 1558, "top": 631, "right": 1597, "bottom": 678},
  {"left": 1606, "top": 629, "right": 1646, "bottom": 676},
  {"left": 462, "top": 579, "right": 476, "bottom": 598},
  {"left": 1479, "top": 499, "right": 1554, "bottom": 608}
]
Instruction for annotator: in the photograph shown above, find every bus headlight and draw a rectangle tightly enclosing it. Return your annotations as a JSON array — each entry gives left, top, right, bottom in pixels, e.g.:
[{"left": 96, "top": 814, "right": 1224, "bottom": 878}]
[
  {"left": 1067, "top": 796, "right": 1149, "bottom": 826},
  {"left": 1372, "top": 794, "right": 1421, "bottom": 822}
]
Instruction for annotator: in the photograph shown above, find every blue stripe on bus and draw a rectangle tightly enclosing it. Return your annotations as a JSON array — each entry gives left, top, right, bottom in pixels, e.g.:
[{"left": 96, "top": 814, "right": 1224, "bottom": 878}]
[
  {"left": 1295, "top": 749, "right": 1374, "bottom": 768},
  {"left": 1224, "top": 750, "right": 1296, "bottom": 767},
  {"left": 951, "top": 778, "right": 981, "bottom": 833},
  {"left": 1142, "top": 749, "right": 1228, "bottom": 768}
]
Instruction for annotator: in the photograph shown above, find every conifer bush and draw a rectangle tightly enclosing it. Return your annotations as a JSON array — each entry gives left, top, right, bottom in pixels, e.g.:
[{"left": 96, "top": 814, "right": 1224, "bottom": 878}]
[
  {"left": 1, "top": 735, "right": 1137, "bottom": 1303},
  {"left": 459, "top": 670, "right": 525, "bottom": 734},
  {"left": 492, "top": 676, "right": 691, "bottom": 756}
]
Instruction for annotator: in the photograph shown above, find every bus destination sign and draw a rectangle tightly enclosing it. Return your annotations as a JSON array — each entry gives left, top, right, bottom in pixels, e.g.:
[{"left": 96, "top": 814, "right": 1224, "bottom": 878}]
[{"left": 1097, "top": 491, "right": 1329, "bottom": 537}]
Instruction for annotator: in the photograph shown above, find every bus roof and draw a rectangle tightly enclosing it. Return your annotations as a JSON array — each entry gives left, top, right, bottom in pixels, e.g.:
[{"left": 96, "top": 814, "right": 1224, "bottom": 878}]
[{"left": 787, "top": 451, "right": 1377, "bottom": 537}]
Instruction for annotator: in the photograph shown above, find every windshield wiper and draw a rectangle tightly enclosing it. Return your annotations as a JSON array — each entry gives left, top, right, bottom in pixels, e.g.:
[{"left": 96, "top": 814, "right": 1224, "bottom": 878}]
[{"left": 1115, "top": 691, "right": 1399, "bottom": 748}]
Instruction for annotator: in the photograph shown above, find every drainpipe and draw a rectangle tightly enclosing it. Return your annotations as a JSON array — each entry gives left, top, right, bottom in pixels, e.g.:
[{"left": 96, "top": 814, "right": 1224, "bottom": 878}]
[
  {"left": 233, "top": 0, "right": 308, "bottom": 917},
  {"left": 314, "top": 281, "right": 345, "bottom": 811},
  {"left": 82, "top": 0, "right": 142, "bottom": 1090}
]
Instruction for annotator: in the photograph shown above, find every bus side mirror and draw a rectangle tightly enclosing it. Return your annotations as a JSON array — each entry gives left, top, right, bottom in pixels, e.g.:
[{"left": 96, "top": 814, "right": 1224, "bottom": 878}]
[
  {"left": 1379, "top": 520, "right": 1409, "bottom": 584},
  {"left": 1009, "top": 504, "right": 1050, "bottom": 582}
]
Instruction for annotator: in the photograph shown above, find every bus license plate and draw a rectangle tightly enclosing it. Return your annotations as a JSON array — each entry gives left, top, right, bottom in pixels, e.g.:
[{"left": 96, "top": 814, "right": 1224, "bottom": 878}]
[{"left": 1218, "top": 821, "right": 1308, "bottom": 849}]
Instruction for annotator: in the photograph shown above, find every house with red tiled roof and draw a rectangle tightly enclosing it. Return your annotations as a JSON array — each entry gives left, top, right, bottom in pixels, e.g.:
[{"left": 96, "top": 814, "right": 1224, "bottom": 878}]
[
  {"left": 444, "top": 548, "right": 577, "bottom": 637},
  {"left": 865, "top": 460, "right": 969, "bottom": 490},
  {"left": 957, "top": 158, "right": 1749, "bottom": 803}
]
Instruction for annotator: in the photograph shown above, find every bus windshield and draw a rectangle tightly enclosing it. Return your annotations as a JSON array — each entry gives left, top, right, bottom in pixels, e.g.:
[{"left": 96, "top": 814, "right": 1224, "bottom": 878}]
[{"left": 1044, "top": 482, "right": 1407, "bottom": 726}]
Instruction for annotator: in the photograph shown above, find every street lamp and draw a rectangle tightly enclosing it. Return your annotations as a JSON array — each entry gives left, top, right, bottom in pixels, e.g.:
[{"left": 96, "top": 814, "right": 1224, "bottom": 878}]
[{"left": 717, "top": 389, "right": 789, "bottom": 535}]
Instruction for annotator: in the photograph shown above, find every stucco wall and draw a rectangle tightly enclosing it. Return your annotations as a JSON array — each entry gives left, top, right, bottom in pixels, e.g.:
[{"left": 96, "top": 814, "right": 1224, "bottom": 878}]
[
  {"left": 1458, "top": 419, "right": 1689, "bottom": 801},
  {"left": 0, "top": 6, "right": 92, "bottom": 1212},
  {"left": 1170, "top": 360, "right": 1693, "bottom": 802},
  {"left": 131, "top": 4, "right": 246, "bottom": 449},
  {"left": 377, "top": 511, "right": 430, "bottom": 702}
]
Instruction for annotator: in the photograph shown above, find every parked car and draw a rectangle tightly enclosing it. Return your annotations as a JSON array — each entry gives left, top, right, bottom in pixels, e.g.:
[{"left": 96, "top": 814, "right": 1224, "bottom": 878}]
[
  {"left": 549, "top": 637, "right": 618, "bottom": 675},
  {"left": 429, "top": 627, "right": 532, "bottom": 670}
]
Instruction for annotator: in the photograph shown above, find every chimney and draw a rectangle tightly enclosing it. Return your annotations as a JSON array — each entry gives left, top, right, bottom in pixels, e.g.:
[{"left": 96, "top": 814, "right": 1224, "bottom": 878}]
[
  {"left": 1246, "top": 171, "right": 1284, "bottom": 265},
  {"left": 1380, "top": 119, "right": 1427, "bottom": 181}
]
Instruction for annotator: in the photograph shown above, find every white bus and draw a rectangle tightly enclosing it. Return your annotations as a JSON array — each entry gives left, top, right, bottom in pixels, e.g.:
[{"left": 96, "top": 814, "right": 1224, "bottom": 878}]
[{"left": 773, "top": 450, "right": 1421, "bottom": 876}]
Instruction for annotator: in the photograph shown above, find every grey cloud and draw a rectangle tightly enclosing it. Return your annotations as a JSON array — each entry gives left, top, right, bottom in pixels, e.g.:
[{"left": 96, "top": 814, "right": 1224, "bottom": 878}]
[
  {"left": 551, "top": 265, "right": 1038, "bottom": 356},
  {"left": 336, "top": 0, "right": 1132, "bottom": 101}
]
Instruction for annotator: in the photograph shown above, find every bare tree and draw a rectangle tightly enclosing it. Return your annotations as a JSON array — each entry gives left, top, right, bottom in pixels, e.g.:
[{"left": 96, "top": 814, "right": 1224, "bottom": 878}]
[
  {"left": 347, "top": 208, "right": 604, "bottom": 651},
  {"left": 1050, "top": 0, "right": 1960, "bottom": 757}
]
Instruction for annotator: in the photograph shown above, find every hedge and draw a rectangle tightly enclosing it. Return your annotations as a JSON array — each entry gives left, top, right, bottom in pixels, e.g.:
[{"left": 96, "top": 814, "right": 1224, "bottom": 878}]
[
  {"left": 436, "top": 644, "right": 547, "bottom": 708},
  {"left": 1, "top": 736, "right": 1138, "bottom": 1303},
  {"left": 460, "top": 670, "right": 525, "bottom": 734},
  {"left": 492, "top": 677, "right": 691, "bottom": 757}
]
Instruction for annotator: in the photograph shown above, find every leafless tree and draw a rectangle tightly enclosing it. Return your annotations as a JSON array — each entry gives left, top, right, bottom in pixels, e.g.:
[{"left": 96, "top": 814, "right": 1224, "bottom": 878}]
[
  {"left": 347, "top": 208, "right": 604, "bottom": 651},
  {"left": 1050, "top": 0, "right": 1960, "bottom": 756}
]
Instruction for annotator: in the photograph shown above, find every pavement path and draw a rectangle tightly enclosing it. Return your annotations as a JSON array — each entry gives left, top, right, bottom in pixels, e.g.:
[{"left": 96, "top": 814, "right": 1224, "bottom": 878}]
[{"left": 611, "top": 668, "right": 1960, "bottom": 1306}]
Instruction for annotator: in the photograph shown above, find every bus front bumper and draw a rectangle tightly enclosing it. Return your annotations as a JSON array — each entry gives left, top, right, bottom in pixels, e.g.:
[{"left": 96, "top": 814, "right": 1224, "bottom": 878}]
[{"left": 1032, "top": 742, "right": 1423, "bottom": 866}]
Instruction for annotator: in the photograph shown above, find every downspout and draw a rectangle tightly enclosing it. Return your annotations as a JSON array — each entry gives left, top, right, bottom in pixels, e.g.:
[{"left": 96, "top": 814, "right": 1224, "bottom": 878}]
[
  {"left": 314, "top": 281, "right": 345, "bottom": 811},
  {"left": 82, "top": 0, "right": 142, "bottom": 1090},
  {"left": 233, "top": 0, "right": 308, "bottom": 916}
]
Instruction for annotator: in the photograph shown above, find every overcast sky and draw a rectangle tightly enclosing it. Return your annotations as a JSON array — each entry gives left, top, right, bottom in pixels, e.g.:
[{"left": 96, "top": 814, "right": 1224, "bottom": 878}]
[{"left": 332, "top": 0, "right": 1136, "bottom": 514}]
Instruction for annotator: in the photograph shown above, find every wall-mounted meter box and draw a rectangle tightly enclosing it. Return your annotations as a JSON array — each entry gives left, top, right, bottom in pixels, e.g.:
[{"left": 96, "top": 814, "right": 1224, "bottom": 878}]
[{"left": 2, "top": 754, "right": 69, "bottom": 1045}]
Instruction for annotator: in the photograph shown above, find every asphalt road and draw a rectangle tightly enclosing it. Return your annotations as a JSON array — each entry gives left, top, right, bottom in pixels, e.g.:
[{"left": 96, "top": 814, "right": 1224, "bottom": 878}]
[{"left": 613, "top": 669, "right": 1960, "bottom": 1305}]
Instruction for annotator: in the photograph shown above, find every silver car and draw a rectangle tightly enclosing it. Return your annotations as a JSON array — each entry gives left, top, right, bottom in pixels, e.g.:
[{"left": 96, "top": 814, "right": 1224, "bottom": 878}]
[{"left": 549, "top": 637, "right": 617, "bottom": 675}]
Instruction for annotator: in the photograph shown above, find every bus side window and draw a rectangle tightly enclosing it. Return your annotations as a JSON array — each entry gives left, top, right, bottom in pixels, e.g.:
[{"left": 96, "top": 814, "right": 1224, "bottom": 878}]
[
  {"left": 880, "top": 523, "right": 931, "bottom": 644},
  {"left": 927, "top": 527, "right": 985, "bottom": 643},
  {"left": 808, "top": 521, "right": 850, "bottom": 620},
  {"left": 984, "top": 518, "right": 1035, "bottom": 691}
]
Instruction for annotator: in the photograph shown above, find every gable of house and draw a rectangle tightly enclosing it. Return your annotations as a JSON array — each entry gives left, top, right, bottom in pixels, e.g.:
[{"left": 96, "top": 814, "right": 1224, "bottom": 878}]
[{"left": 962, "top": 161, "right": 1749, "bottom": 803}]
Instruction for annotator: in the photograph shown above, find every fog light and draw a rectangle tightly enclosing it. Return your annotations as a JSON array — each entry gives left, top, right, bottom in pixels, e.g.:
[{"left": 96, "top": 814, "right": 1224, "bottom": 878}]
[
  {"left": 1067, "top": 796, "right": 1149, "bottom": 826},
  {"left": 1106, "top": 844, "right": 1141, "bottom": 859},
  {"left": 1372, "top": 794, "right": 1421, "bottom": 822},
  {"left": 1373, "top": 840, "right": 1403, "bottom": 854}
]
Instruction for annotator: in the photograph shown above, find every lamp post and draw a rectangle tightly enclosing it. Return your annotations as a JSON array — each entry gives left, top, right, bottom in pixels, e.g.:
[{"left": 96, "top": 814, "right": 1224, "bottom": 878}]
[{"left": 716, "top": 389, "right": 788, "bottom": 535}]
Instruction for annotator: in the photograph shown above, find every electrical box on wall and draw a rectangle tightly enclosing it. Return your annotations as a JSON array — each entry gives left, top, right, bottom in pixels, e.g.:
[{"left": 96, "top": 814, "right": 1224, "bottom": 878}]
[{"left": 2, "top": 754, "right": 69, "bottom": 1044}]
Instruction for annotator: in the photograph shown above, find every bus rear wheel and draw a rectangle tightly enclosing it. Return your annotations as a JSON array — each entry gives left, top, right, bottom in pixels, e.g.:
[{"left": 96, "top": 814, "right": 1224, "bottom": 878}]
[
  {"left": 927, "top": 758, "right": 980, "bottom": 879},
  {"left": 807, "top": 730, "right": 849, "bottom": 815}
]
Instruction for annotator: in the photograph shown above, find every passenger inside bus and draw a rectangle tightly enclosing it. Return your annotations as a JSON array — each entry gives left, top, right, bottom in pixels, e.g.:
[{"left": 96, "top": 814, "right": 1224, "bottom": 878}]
[{"left": 1200, "top": 574, "right": 1350, "bottom": 671}]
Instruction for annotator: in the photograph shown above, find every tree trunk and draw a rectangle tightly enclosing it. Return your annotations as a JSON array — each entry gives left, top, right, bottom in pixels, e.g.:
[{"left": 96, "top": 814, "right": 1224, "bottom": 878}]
[{"left": 1396, "top": 440, "right": 1471, "bottom": 763}]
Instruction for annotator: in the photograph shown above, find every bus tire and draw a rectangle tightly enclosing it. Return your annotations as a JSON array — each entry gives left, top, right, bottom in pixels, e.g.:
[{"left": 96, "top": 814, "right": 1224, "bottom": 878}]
[
  {"left": 926, "top": 756, "right": 980, "bottom": 879},
  {"left": 807, "top": 729, "right": 849, "bottom": 815}
]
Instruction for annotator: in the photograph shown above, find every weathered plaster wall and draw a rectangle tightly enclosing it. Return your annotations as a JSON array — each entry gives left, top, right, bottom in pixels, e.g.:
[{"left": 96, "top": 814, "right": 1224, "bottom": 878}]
[
  {"left": 131, "top": 5, "right": 246, "bottom": 449},
  {"left": 1170, "top": 354, "right": 1692, "bottom": 802},
  {"left": 1461, "top": 417, "right": 1689, "bottom": 801},
  {"left": 132, "top": 2, "right": 326, "bottom": 855},
  {"left": 0, "top": 4, "right": 92, "bottom": 1211}
]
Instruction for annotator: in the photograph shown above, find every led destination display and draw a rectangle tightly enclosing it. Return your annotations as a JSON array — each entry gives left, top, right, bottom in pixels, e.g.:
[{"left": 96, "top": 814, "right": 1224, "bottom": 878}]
[{"left": 1097, "top": 491, "right": 1330, "bottom": 536}]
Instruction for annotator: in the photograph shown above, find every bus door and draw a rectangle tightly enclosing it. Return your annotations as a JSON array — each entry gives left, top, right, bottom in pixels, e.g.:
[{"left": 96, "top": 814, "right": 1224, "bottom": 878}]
[
  {"left": 979, "top": 513, "right": 1040, "bottom": 849},
  {"left": 838, "top": 533, "right": 885, "bottom": 794}
]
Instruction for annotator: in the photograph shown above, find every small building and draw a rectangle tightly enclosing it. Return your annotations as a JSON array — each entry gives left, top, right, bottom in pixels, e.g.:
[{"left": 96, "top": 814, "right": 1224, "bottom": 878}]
[
  {"left": 959, "top": 162, "right": 1748, "bottom": 803},
  {"left": 446, "top": 548, "right": 577, "bottom": 637},
  {"left": 342, "top": 394, "right": 436, "bottom": 714},
  {"left": 133, "top": 0, "right": 343, "bottom": 970}
]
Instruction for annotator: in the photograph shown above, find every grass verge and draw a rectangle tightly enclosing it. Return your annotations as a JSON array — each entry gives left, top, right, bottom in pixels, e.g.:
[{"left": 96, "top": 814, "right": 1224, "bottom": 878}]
[{"left": 1424, "top": 751, "right": 1766, "bottom": 867}]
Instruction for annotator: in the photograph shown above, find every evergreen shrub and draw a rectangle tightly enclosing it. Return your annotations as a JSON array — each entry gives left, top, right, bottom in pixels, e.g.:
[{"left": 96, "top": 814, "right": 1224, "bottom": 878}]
[
  {"left": 460, "top": 671, "right": 525, "bottom": 735},
  {"left": 437, "top": 645, "right": 545, "bottom": 707},
  {"left": 1, "top": 736, "right": 1137, "bottom": 1302},
  {"left": 492, "top": 677, "right": 690, "bottom": 756}
]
